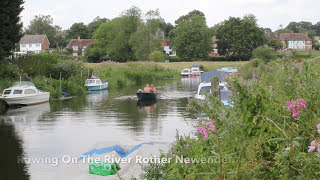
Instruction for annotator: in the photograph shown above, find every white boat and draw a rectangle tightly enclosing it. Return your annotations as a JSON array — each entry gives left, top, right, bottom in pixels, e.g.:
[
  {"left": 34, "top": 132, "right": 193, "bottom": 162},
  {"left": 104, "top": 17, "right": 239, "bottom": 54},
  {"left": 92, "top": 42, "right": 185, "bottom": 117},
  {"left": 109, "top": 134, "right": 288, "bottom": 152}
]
[
  {"left": 0, "top": 81, "right": 50, "bottom": 106},
  {"left": 217, "top": 67, "right": 238, "bottom": 73},
  {"left": 190, "top": 67, "right": 204, "bottom": 75},
  {"left": 85, "top": 76, "right": 108, "bottom": 91},
  {"left": 181, "top": 68, "right": 192, "bottom": 76},
  {"left": 194, "top": 82, "right": 228, "bottom": 101}
]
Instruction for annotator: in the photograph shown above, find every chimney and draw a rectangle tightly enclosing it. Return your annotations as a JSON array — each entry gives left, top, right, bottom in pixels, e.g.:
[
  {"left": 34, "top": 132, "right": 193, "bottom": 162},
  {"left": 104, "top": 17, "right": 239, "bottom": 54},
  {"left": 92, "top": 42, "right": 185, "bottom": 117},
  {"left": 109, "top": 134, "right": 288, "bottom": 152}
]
[
  {"left": 78, "top": 36, "right": 80, "bottom": 40},
  {"left": 290, "top": 30, "right": 294, "bottom": 34}
]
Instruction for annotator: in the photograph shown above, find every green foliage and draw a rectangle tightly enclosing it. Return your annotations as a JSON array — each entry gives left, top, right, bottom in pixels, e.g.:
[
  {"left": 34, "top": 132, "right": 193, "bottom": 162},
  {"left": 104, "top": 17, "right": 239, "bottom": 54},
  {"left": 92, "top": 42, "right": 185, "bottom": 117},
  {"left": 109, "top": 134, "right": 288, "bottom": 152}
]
[
  {"left": 169, "top": 11, "right": 211, "bottom": 59},
  {"left": 142, "top": 57, "right": 320, "bottom": 179},
  {"left": 87, "top": 16, "right": 109, "bottom": 38},
  {"left": 216, "top": 17, "right": 267, "bottom": 60},
  {"left": 252, "top": 46, "right": 276, "bottom": 62},
  {"left": 268, "top": 38, "right": 283, "bottom": 50},
  {"left": 66, "top": 22, "right": 89, "bottom": 39},
  {"left": 0, "top": 63, "right": 21, "bottom": 79},
  {"left": 0, "top": 0, "right": 23, "bottom": 60},
  {"left": 148, "top": 50, "right": 166, "bottom": 62}
]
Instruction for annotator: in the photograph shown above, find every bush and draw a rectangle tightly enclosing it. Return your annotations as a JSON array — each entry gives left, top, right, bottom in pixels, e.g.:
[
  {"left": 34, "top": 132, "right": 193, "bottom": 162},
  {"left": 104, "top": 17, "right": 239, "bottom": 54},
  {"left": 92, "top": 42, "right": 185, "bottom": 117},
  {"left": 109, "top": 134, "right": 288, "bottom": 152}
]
[
  {"left": 148, "top": 50, "right": 166, "bottom": 62},
  {"left": 252, "top": 46, "right": 275, "bottom": 62},
  {"left": 0, "top": 63, "right": 21, "bottom": 79}
]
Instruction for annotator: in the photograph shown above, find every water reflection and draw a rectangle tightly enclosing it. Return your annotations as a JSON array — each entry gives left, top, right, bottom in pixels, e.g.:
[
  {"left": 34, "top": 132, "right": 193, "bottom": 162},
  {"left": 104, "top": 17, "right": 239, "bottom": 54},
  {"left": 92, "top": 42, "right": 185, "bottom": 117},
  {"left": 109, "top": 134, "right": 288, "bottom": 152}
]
[
  {"left": 0, "top": 78, "right": 201, "bottom": 180},
  {"left": 0, "top": 119, "right": 30, "bottom": 180}
]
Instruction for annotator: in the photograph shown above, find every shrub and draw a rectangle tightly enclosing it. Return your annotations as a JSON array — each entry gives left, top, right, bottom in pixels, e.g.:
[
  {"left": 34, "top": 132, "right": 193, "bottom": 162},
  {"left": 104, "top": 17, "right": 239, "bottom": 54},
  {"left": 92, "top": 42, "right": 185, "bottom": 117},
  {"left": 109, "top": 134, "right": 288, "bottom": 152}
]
[
  {"left": 0, "top": 63, "right": 21, "bottom": 79},
  {"left": 148, "top": 50, "right": 166, "bottom": 62},
  {"left": 252, "top": 46, "right": 275, "bottom": 62}
]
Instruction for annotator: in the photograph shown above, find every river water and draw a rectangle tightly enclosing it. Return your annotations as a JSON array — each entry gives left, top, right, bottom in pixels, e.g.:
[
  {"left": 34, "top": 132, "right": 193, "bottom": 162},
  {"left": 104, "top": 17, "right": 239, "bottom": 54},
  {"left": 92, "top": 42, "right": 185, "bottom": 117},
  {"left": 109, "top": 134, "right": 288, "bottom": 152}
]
[{"left": 0, "top": 77, "right": 201, "bottom": 180}]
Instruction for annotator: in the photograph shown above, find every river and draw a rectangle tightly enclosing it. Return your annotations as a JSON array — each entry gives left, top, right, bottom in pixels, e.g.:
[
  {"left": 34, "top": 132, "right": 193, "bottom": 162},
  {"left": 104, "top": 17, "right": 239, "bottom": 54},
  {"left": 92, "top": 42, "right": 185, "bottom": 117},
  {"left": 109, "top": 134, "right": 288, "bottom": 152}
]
[{"left": 0, "top": 77, "right": 201, "bottom": 180}]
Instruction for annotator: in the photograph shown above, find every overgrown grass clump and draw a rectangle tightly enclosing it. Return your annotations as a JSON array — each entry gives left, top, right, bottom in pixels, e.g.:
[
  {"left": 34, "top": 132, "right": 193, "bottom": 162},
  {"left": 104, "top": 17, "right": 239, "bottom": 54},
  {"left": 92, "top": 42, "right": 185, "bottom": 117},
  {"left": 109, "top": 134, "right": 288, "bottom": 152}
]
[
  {"left": 89, "top": 62, "right": 179, "bottom": 88},
  {"left": 142, "top": 56, "right": 320, "bottom": 179}
]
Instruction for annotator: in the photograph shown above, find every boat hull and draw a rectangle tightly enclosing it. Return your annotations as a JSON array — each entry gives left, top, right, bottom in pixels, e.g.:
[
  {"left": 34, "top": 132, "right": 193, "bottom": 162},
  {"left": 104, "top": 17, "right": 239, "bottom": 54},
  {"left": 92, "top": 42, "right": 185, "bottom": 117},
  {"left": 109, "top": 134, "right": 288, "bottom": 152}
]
[
  {"left": 0, "top": 92, "right": 50, "bottom": 106},
  {"left": 85, "top": 83, "right": 108, "bottom": 91},
  {"left": 136, "top": 93, "right": 157, "bottom": 101}
]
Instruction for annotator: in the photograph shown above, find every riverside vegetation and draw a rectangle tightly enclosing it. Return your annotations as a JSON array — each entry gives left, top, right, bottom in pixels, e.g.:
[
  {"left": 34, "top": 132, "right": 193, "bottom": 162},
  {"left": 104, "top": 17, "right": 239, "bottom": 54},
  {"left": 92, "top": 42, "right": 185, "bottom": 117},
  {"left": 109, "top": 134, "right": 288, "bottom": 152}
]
[{"left": 141, "top": 50, "right": 320, "bottom": 179}]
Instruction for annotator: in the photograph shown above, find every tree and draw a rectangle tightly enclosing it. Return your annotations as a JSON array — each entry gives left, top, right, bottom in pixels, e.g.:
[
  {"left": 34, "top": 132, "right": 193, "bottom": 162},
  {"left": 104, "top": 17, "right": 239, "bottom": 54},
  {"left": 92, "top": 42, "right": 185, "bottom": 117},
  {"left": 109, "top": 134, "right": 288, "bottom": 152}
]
[
  {"left": 169, "top": 11, "right": 212, "bottom": 59},
  {"left": 216, "top": 17, "right": 266, "bottom": 60},
  {"left": 268, "top": 38, "right": 283, "bottom": 50},
  {"left": 25, "top": 15, "right": 61, "bottom": 48},
  {"left": 66, "top": 22, "right": 89, "bottom": 39},
  {"left": 0, "top": 0, "right": 23, "bottom": 60},
  {"left": 129, "top": 9, "right": 164, "bottom": 60},
  {"left": 87, "top": 17, "right": 109, "bottom": 38}
]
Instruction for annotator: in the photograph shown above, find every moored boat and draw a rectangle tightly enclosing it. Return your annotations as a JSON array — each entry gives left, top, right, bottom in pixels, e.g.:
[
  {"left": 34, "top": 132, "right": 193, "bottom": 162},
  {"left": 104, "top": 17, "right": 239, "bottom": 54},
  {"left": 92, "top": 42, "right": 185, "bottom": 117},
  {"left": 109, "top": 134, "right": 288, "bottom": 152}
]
[
  {"left": 136, "top": 92, "right": 157, "bottom": 101},
  {"left": 0, "top": 81, "right": 50, "bottom": 106},
  {"left": 181, "top": 68, "right": 192, "bottom": 76},
  {"left": 85, "top": 76, "right": 108, "bottom": 91},
  {"left": 217, "top": 67, "right": 238, "bottom": 73}
]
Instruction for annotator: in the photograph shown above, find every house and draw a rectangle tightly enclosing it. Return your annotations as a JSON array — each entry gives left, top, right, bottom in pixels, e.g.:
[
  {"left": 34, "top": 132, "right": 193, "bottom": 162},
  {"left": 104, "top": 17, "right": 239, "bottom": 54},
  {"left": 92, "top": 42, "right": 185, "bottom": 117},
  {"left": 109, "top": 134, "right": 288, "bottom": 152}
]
[
  {"left": 208, "top": 36, "right": 219, "bottom": 57},
  {"left": 19, "top": 35, "right": 50, "bottom": 54},
  {"left": 278, "top": 32, "right": 312, "bottom": 51},
  {"left": 65, "top": 37, "right": 96, "bottom": 56},
  {"left": 160, "top": 40, "right": 176, "bottom": 56}
]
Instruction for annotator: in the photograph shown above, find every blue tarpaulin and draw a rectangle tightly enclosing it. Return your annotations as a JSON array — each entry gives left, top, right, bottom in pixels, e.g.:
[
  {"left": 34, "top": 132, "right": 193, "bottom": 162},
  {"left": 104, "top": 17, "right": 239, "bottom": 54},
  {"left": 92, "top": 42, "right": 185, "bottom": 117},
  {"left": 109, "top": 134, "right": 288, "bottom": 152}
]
[{"left": 201, "top": 71, "right": 229, "bottom": 83}]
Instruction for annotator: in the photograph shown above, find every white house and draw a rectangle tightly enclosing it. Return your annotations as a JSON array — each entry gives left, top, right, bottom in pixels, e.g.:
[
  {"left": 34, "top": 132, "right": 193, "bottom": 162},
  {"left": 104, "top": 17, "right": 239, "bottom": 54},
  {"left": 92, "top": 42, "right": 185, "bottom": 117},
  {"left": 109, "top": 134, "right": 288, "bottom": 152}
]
[
  {"left": 19, "top": 35, "right": 50, "bottom": 54},
  {"left": 279, "top": 32, "right": 312, "bottom": 50},
  {"left": 161, "top": 40, "right": 176, "bottom": 56}
]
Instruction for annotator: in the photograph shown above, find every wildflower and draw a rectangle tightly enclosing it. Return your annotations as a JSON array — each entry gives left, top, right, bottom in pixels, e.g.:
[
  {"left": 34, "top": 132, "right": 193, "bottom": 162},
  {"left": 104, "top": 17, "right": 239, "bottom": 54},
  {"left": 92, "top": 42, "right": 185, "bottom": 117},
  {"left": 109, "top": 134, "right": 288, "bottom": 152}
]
[
  {"left": 197, "top": 127, "right": 208, "bottom": 139},
  {"left": 285, "top": 83, "right": 289, "bottom": 86},
  {"left": 286, "top": 99, "right": 307, "bottom": 118},
  {"left": 317, "top": 144, "right": 320, "bottom": 154},
  {"left": 208, "top": 120, "right": 216, "bottom": 132},
  {"left": 172, "top": 153, "right": 176, "bottom": 157},
  {"left": 184, "top": 144, "right": 190, "bottom": 147},
  {"left": 308, "top": 140, "right": 316, "bottom": 153},
  {"left": 314, "top": 86, "right": 317, "bottom": 89},
  {"left": 291, "top": 67, "right": 295, "bottom": 70},
  {"left": 288, "top": 77, "right": 292, "bottom": 79},
  {"left": 237, "top": 92, "right": 240, "bottom": 95}
]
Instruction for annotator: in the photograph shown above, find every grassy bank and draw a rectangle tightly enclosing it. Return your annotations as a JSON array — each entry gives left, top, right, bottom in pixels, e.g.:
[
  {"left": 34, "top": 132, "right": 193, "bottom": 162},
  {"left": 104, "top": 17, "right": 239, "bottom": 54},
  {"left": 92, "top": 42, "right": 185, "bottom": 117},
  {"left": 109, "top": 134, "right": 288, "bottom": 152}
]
[
  {"left": 155, "top": 61, "right": 248, "bottom": 71},
  {"left": 142, "top": 56, "right": 320, "bottom": 179}
]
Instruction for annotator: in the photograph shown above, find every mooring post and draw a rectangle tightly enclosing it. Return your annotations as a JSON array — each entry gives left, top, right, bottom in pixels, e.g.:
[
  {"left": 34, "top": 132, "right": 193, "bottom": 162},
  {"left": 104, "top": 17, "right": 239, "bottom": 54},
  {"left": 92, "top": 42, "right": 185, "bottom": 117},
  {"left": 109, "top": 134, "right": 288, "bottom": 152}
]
[{"left": 211, "top": 76, "right": 220, "bottom": 99}]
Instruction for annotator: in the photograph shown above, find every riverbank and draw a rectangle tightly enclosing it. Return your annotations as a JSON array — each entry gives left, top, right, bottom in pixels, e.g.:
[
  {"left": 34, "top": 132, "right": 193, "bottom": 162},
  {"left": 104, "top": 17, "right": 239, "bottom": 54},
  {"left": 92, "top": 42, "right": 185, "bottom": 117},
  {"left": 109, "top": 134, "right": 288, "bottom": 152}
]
[{"left": 141, "top": 56, "right": 320, "bottom": 179}]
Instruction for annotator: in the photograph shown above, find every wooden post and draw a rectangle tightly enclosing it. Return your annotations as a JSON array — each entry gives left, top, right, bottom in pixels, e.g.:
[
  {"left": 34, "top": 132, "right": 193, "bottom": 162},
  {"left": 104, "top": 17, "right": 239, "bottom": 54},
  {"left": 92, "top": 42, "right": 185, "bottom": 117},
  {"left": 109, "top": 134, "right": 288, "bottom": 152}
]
[
  {"left": 59, "top": 72, "right": 62, "bottom": 91},
  {"left": 211, "top": 76, "right": 220, "bottom": 99}
]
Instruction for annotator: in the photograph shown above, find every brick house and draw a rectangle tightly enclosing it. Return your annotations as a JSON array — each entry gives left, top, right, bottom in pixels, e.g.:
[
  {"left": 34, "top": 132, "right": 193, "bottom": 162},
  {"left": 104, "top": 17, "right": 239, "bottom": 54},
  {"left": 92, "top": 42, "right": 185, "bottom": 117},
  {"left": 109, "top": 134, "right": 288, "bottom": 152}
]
[
  {"left": 65, "top": 37, "right": 96, "bottom": 56},
  {"left": 278, "top": 32, "right": 312, "bottom": 50},
  {"left": 19, "top": 35, "right": 50, "bottom": 54},
  {"left": 208, "top": 36, "right": 219, "bottom": 57}
]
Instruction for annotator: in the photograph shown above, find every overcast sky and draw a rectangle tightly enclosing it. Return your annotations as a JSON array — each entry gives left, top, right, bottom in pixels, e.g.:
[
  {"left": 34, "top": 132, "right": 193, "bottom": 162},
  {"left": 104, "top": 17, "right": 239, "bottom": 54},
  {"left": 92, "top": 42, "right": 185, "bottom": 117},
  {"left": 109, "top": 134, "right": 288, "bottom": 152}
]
[{"left": 20, "top": 0, "right": 320, "bottom": 31}]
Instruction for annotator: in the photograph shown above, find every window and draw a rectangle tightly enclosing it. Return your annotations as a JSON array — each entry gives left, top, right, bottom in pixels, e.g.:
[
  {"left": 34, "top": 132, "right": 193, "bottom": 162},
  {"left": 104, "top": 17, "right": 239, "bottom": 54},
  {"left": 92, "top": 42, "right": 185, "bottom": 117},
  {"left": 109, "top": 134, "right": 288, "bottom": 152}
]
[
  {"left": 3, "top": 90, "right": 11, "bottom": 95},
  {"left": 24, "top": 89, "right": 36, "bottom": 94},
  {"left": 72, "top": 46, "right": 78, "bottom": 51},
  {"left": 199, "top": 86, "right": 211, "bottom": 95},
  {"left": 96, "top": 80, "right": 101, "bottom": 84},
  {"left": 29, "top": 44, "right": 32, "bottom": 47},
  {"left": 13, "top": 90, "right": 23, "bottom": 94},
  {"left": 36, "top": 44, "right": 40, "bottom": 47},
  {"left": 22, "top": 44, "right": 26, "bottom": 47}
]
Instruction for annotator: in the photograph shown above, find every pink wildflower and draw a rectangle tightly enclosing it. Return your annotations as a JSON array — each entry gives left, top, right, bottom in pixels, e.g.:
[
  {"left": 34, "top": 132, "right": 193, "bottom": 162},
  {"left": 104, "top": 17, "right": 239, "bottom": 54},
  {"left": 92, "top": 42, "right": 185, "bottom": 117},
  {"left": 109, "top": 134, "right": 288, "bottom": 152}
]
[
  {"left": 288, "top": 77, "right": 292, "bottom": 79},
  {"left": 197, "top": 127, "right": 208, "bottom": 139},
  {"left": 308, "top": 140, "right": 316, "bottom": 153},
  {"left": 291, "top": 67, "right": 295, "bottom": 70},
  {"left": 285, "top": 83, "right": 289, "bottom": 86},
  {"left": 286, "top": 99, "right": 307, "bottom": 118},
  {"left": 208, "top": 120, "right": 216, "bottom": 132},
  {"left": 317, "top": 124, "right": 320, "bottom": 129},
  {"left": 237, "top": 92, "right": 240, "bottom": 95},
  {"left": 317, "top": 144, "right": 320, "bottom": 154}
]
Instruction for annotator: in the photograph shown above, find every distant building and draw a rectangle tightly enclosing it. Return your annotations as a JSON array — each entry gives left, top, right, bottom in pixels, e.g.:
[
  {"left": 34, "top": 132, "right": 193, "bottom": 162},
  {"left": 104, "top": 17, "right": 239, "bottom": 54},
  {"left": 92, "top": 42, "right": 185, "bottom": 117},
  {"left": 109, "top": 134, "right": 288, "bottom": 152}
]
[
  {"left": 160, "top": 40, "right": 176, "bottom": 56},
  {"left": 19, "top": 35, "right": 50, "bottom": 54},
  {"left": 65, "top": 37, "right": 96, "bottom": 56},
  {"left": 279, "top": 32, "right": 312, "bottom": 51},
  {"left": 208, "top": 36, "right": 219, "bottom": 57}
]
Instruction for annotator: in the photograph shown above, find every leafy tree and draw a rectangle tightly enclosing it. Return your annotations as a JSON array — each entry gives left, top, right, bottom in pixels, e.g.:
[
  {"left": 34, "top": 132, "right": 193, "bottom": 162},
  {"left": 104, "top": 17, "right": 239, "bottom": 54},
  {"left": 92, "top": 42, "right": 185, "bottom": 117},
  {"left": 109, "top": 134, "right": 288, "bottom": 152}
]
[
  {"left": 252, "top": 46, "right": 275, "bottom": 63},
  {"left": 160, "top": 22, "right": 174, "bottom": 38},
  {"left": 174, "top": 10, "right": 205, "bottom": 25},
  {"left": 268, "top": 38, "right": 283, "bottom": 50},
  {"left": 0, "top": 0, "right": 23, "bottom": 60},
  {"left": 87, "top": 16, "right": 109, "bottom": 38},
  {"left": 312, "top": 22, "right": 320, "bottom": 36},
  {"left": 149, "top": 50, "right": 166, "bottom": 62},
  {"left": 216, "top": 17, "right": 266, "bottom": 61},
  {"left": 243, "top": 14, "right": 258, "bottom": 25},
  {"left": 169, "top": 10, "right": 211, "bottom": 59},
  {"left": 66, "top": 22, "right": 89, "bottom": 39},
  {"left": 129, "top": 9, "right": 164, "bottom": 60},
  {"left": 25, "top": 15, "right": 62, "bottom": 48},
  {"left": 87, "top": 6, "right": 142, "bottom": 62}
]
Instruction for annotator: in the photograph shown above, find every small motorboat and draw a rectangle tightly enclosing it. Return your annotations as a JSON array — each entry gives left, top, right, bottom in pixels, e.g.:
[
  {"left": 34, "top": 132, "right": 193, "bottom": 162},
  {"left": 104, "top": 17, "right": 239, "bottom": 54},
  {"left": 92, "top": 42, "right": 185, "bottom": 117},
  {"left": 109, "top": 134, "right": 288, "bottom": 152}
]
[
  {"left": 0, "top": 81, "right": 50, "bottom": 106},
  {"left": 181, "top": 68, "right": 192, "bottom": 76},
  {"left": 85, "top": 76, "right": 108, "bottom": 91},
  {"left": 136, "top": 92, "right": 157, "bottom": 101},
  {"left": 194, "top": 82, "right": 228, "bottom": 101},
  {"left": 190, "top": 65, "right": 204, "bottom": 75},
  {"left": 217, "top": 67, "right": 238, "bottom": 73}
]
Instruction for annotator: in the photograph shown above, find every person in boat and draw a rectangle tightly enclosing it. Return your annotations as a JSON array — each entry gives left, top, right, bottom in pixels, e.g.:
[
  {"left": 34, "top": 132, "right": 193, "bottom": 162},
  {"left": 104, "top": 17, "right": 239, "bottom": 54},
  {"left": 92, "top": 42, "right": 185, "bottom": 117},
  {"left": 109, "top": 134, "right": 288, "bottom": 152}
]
[
  {"left": 144, "top": 84, "right": 151, "bottom": 93},
  {"left": 150, "top": 84, "right": 157, "bottom": 94}
]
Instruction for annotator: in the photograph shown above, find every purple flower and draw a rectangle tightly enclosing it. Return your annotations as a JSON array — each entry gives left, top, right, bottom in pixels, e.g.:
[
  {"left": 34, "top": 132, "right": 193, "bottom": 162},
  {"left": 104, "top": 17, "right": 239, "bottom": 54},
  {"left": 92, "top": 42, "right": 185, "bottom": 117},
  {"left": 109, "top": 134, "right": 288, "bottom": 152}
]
[
  {"left": 285, "top": 83, "right": 289, "bottom": 86},
  {"left": 288, "top": 77, "right": 292, "bottom": 79},
  {"left": 237, "top": 92, "right": 240, "bottom": 95},
  {"left": 308, "top": 140, "right": 316, "bottom": 153},
  {"left": 317, "top": 144, "right": 320, "bottom": 154},
  {"left": 291, "top": 67, "right": 295, "bottom": 70}
]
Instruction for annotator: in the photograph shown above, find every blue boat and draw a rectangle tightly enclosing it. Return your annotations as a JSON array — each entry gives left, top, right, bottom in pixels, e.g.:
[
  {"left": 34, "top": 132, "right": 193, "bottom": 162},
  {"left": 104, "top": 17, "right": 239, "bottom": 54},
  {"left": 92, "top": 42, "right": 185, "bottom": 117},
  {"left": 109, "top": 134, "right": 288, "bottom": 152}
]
[{"left": 85, "top": 76, "right": 108, "bottom": 91}]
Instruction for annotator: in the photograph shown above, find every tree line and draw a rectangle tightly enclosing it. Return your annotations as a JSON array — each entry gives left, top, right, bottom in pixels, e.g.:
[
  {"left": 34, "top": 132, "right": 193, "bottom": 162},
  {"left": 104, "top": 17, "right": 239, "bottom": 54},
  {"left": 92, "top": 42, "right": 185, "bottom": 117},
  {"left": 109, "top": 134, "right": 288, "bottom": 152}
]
[{"left": 2, "top": 2, "right": 320, "bottom": 62}]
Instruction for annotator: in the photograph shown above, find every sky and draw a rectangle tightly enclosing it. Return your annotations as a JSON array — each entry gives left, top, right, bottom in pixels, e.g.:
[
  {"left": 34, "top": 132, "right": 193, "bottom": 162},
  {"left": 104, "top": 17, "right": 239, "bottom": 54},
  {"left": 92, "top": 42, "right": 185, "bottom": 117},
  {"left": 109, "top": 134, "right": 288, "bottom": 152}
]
[{"left": 20, "top": 0, "right": 320, "bottom": 31}]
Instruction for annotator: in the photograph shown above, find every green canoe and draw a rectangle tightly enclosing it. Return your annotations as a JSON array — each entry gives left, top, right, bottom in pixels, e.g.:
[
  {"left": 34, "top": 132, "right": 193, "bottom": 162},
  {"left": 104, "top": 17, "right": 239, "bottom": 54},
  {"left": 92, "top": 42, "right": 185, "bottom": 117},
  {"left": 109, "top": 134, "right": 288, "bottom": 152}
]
[{"left": 136, "top": 92, "right": 157, "bottom": 101}]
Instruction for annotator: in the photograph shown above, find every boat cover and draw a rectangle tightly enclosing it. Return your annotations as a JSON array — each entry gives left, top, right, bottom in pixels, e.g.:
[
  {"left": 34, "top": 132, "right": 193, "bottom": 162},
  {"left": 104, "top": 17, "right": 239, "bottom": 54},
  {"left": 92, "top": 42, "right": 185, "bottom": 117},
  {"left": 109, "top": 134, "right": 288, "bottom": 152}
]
[{"left": 201, "top": 71, "right": 229, "bottom": 83}]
